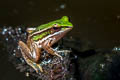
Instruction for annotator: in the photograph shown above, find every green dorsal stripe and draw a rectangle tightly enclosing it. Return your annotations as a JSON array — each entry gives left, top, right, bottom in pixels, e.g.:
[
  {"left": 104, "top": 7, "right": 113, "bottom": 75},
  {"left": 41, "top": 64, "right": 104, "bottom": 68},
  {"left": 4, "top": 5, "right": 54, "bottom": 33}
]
[{"left": 32, "top": 31, "right": 50, "bottom": 41}]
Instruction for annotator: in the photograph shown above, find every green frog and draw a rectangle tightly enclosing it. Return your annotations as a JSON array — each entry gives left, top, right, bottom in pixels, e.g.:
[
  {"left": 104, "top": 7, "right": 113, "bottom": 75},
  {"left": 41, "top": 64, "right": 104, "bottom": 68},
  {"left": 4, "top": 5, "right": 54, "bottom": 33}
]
[{"left": 18, "top": 16, "right": 73, "bottom": 73}]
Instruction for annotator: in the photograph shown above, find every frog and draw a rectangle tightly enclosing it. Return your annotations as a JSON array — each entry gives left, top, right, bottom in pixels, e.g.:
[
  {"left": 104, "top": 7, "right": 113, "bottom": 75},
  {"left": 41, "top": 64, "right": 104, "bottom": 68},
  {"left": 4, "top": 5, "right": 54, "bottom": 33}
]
[{"left": 18, "top": 16, "right": 73, "bottom": 73}]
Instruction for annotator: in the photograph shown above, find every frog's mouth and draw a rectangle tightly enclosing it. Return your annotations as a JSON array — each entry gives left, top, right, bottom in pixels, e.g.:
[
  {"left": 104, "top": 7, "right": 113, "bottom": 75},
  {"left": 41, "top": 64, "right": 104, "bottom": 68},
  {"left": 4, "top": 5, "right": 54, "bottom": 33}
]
[
  {"left": 50, "top": 26, "right": 72, "bottom": 38},
  {"left": 52, "top": 26, "right": 72, "bottom": 40}
]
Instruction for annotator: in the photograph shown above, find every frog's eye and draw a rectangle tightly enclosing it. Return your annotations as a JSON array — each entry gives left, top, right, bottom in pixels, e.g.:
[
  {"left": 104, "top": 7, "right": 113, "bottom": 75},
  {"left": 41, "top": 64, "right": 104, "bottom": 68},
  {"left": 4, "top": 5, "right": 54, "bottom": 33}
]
[
  {"left": 52, "top": 24, "right": 61, "bottom": 31},
  {"left": 53, "top": 27, "right": 59, "bottom": 30},
  {"left": 54, "top": 24, "right": 58, "bottom": 27}
]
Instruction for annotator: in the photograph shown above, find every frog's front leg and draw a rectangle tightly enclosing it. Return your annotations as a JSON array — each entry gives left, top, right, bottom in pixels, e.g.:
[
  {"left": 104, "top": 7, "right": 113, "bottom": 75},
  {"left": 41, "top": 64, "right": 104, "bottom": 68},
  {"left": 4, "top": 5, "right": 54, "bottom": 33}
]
[
  {"left": 42, "top": 39, "right": 63, "bottom": 60},
  {"left": 18, "top": 41, "right": 43, "bottom": 73}
]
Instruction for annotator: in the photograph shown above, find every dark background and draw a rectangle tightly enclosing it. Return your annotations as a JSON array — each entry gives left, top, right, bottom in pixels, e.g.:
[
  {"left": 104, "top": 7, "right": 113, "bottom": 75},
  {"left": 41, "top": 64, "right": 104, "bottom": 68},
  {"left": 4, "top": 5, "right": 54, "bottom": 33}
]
[
  {"left": 1, "top": 0, "right": 120, "bottom": 48},
  {"left": 0, "top": 0, "right": 120, "bottom": 80}
]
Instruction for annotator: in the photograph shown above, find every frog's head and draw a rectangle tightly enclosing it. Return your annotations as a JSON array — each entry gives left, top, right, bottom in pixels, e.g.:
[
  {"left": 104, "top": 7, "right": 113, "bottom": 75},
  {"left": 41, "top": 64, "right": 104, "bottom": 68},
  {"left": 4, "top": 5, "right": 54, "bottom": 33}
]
[
  {"left": 52, "top": 16, "right": 73, "bottom": 28},
  {"left": 29, "top": 16, "right": 73, "bottom": 41},
  {"left": 33, "top": 16, "right": 73, "bottom": 32},
  {"left": 46, "top": 16, "right": 73, "bottom": 34}
]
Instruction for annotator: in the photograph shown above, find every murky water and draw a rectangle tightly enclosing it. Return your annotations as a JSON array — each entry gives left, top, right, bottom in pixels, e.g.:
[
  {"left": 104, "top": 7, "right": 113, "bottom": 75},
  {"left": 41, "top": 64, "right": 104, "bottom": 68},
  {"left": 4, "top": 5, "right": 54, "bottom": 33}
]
[{"left": 0, "top": 0, "right": 120, "bottom": 80}]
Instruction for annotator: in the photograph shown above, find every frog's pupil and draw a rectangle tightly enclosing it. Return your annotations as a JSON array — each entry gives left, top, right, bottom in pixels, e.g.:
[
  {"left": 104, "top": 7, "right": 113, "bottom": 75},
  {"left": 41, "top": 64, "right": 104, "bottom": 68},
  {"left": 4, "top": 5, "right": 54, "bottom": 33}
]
[{"left": 53, "top": 27, "right": 59, "bottom": 30}]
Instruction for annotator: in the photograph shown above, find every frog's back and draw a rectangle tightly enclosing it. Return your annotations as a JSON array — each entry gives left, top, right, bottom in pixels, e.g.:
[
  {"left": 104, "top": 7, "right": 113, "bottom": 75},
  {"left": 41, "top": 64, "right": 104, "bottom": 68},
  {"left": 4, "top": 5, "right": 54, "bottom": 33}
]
[{"left": 32, "top": 20, "right": 60, "bottom": 33}]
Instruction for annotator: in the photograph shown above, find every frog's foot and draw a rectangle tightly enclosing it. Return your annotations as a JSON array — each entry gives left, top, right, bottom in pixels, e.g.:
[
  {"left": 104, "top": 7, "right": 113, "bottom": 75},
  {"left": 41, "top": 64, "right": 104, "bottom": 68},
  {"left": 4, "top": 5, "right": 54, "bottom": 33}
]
[
  {"left": 55, "top": 50, "right": 71, "bottom": 53},
  {"left": 53, "top": 52, "right": 63, "bottom": 60},
  {"left": 56, "top": 50, "right": 71, "bottom": 56},
  {"left": 26, "top": 59, "right": 43, "bottom": 73}
]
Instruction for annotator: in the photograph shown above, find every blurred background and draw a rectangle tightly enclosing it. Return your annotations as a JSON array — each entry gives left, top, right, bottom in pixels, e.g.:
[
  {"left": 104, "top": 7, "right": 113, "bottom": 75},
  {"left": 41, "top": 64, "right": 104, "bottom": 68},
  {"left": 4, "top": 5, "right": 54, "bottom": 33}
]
[
  {"left": 0, "top": 0, "right": 120, "bottom": 80},
  {"left": 1, "top": 0, "right": 120, "bottom": 49}
]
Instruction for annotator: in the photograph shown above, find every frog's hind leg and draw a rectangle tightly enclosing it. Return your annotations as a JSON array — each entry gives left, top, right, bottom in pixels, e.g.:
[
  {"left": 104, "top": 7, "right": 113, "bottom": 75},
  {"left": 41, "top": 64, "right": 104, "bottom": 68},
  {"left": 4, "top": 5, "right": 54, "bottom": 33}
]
[{"left": 18, "top": 41, "right": 43, "bottom": 73}]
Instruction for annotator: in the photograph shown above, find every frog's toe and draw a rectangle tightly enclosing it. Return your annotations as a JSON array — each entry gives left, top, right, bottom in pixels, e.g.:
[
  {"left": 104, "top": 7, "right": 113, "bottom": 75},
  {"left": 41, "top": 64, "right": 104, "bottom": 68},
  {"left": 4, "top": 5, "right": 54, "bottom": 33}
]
[
  {"left": 37, "top": 64, "right": 43, "bottom": 72},
  {"left": 54, "top": 52, "right": 63, "bottom": 60}
]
